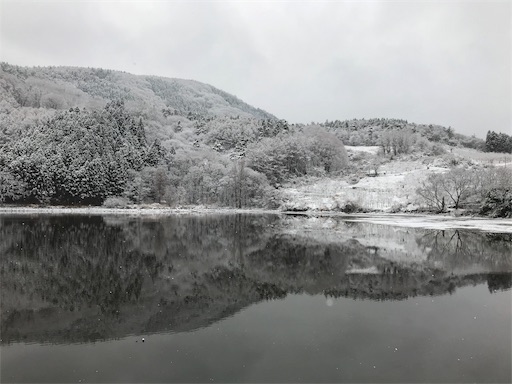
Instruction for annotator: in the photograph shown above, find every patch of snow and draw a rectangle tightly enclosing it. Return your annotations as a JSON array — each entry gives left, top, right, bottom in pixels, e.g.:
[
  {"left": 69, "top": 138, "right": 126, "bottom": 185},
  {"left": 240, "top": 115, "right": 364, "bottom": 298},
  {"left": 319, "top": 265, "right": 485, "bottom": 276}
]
[
  {"left": 280, "top": 159, "right": 454, "bottom": 211},
  {"left": 346, "top": 266, "right": 380, "bottom": 274},
  {"left": 345, "top": 145, "right": 381, "bottom": 155},
  {"left": 342, "top": 214, "right": 512, "bottom": 234}
]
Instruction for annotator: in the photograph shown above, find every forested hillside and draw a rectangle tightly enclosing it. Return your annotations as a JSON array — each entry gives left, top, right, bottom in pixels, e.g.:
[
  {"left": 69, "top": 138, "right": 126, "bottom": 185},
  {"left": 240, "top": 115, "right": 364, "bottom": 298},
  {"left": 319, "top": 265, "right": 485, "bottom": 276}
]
[
  {"left": 0, "top": 63, "right": 348, "bottom": 206},
  {"left": 0, "top": 62, "right": 510, "bottom": 212},
  {"left": 322, "top": 118, "right": 485, "bottom": 151}
]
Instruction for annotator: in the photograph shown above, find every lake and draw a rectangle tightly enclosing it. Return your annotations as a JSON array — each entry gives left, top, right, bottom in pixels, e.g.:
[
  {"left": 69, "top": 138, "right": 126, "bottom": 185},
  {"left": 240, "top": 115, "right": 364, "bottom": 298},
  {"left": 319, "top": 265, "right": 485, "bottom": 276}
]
[{"left": 1, "top": 213, "right": 511, "bottom": 383}]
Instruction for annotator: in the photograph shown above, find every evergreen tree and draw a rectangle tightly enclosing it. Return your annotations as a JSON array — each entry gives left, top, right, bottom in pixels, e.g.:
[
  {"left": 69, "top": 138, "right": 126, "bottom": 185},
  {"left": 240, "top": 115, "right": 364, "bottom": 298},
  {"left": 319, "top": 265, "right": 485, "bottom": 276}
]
[
  {"left": 486, "top": 130, "right": 512, "bottom": 153},
  {"left": 146, "top": 139, "right": 164, "bottom": 166},
  {"left": 0, "top": 101, "right": 162, "bottom": 204}
]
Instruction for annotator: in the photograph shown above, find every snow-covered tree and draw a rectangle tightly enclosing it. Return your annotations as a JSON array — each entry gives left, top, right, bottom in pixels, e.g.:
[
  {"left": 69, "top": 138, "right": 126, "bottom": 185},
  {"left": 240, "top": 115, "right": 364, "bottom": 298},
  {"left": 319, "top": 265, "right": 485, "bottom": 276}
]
[
  {"left": 0, "top": 171, "right": 28, "bottom": 203},
  {"left": 486, "top": 131, "right": 512, "bottom": 153},
  {"left": 1, "top": 101, "right": 160, "bottom": 205}
]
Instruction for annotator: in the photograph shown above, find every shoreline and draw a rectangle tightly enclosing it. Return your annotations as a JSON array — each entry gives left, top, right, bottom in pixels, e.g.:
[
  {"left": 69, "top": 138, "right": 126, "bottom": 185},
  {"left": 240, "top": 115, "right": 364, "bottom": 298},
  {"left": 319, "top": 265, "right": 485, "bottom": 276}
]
[
  {"left": 0, "top": 206, "right": 511, "bottom": 233},
  {"left": 0, "top": 205, "right": 279, "bottom": 216}
]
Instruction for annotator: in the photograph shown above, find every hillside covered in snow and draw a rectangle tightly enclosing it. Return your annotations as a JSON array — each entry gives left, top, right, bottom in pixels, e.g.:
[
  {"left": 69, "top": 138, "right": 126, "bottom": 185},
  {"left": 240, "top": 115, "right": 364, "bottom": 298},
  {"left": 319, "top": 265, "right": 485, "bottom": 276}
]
[{"left": 1, "top": 63, "right": 511, "bottom": 216}]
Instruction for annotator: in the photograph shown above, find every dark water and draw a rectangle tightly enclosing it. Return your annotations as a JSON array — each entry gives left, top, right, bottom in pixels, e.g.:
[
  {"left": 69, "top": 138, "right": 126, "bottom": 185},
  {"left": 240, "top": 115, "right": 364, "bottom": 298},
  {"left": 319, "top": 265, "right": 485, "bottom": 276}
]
[{"left": 1, "top": 214, "right": 511, "bottom": 383}]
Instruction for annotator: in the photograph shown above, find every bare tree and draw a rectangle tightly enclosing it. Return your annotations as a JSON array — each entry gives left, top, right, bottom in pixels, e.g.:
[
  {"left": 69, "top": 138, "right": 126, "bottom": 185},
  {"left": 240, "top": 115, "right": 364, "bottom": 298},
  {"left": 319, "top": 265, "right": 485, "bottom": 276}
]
[
  {"left": 380, "top": 129, "right": 415, "bottom": 156},
  {"left": 379, "top": 131, "right": 393, "bottom": 155},
  {"left": 442, "top": 168, "right": 476, "bottom": 209},
  {"left": 231, "top": 159, "right": 247, "bottom": 208},
  {"left": 368, "top": 155, "right": 383, "bottom": 176},
  {"left": 417, "top": 168, "right": 479, "bottom": 211},
  {"left": 475, "top": 167, "right": 512, "bottom": 199},
  {"left": 395, "top": 129, "right": 415, "bottom": 154},
  {"left": 416, "top": 173, "right": 447, "bottom": 212}
]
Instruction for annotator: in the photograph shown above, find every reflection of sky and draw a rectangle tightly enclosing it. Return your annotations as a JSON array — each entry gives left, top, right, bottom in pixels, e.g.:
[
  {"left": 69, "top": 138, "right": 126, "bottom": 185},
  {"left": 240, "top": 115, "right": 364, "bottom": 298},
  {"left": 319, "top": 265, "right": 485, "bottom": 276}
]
[{"left": 2, "top": 286, "right": 511, "bottom": 383}]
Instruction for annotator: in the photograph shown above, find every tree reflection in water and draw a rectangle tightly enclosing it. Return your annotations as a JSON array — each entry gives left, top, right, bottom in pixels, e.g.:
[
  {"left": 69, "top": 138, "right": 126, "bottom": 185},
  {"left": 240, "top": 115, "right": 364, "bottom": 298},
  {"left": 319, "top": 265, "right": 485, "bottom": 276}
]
[{"left": 1, "top": 214, "right": 510, "bottom": 344}]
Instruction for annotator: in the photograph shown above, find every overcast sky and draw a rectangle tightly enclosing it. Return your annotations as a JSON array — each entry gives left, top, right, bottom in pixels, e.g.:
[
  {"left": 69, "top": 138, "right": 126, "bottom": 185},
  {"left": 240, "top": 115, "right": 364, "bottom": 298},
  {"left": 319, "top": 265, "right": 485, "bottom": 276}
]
[{"left": 1, "top": 0, "right": 510, "bottom": 138}]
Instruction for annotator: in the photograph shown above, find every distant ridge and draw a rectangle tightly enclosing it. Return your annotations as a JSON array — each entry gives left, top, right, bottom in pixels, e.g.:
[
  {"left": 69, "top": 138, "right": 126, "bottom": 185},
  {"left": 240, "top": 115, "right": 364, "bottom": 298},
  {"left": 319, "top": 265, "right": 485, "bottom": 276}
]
[{"left": 0, "top": 62, "right": 276, "bottom": 120}]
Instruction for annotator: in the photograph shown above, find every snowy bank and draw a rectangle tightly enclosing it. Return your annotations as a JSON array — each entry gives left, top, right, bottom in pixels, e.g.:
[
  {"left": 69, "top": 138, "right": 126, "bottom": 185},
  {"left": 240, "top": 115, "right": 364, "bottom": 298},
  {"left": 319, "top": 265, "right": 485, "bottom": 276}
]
[
  {"left": 283, "top": 212, "right": 512, "bottom": 234},
  {"left": 345, "top": 145, "right": 381, "bottom": 155}
]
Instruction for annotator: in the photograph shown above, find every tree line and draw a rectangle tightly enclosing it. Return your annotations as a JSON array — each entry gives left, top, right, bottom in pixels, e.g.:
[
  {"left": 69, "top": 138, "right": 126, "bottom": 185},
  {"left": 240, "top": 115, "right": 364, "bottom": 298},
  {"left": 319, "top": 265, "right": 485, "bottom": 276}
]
[
  {"left": 485, "top": 130, "right": 512, "bottom": 154},
  {"left": 0, "top": 101, "right": 348, "bottom": 207},
  {"left": 416, "top": 166, "right": 512, "bottom": 217},
  {"left": 323, "top": 118, "right": 485, "bottom": 150},
  {"left": 0, "top": 101, "right": 164, "bottom": 205}
]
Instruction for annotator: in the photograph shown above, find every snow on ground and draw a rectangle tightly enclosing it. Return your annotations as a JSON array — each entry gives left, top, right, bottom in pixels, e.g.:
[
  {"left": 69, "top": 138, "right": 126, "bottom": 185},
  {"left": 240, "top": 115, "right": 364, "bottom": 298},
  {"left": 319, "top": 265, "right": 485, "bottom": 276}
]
[
  {"left": 280, "top": 145, "right": 511, "bottom": 213},
  {"left": 342, "top": 213, "right": 512, "bottom": 233},
  {"left": 345, "top": 145, "right": 381, "bottom": 155},
  {"left": 281, "top": 155, "right": 438, "bottom": 211},
  {"left": 293, "top": 213, "right": 512, "bottom": 234},
  {"left": 452, "top": 147, "right": 512, "bottom": 167},
  {"left": 345, "top": 266, "right": 380, "bottom": 274}
]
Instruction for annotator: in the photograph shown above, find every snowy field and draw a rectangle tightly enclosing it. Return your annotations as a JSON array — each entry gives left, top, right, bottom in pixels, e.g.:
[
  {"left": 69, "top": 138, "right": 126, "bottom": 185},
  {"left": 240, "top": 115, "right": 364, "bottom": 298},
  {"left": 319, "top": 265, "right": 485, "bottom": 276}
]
[
  {"left": 281, "top": 156, "right": 433, "bottom": 211},
  {"left": 280, "top": 145, "right": 512, "bottom": 213},
  {"left": 452, "top": 147, "right": 512, "bottom": 166}
]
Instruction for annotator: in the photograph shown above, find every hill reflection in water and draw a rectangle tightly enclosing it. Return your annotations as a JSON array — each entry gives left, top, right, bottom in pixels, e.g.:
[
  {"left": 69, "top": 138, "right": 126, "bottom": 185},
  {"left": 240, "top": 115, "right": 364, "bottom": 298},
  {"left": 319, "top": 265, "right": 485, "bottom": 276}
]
[{"left": 1, "top": 214, "right": 510, "bottom": 345}]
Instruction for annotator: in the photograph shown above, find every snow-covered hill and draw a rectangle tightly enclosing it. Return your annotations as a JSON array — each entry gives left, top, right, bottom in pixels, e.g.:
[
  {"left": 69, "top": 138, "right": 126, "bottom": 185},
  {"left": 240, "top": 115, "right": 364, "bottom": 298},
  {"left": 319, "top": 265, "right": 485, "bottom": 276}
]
[{"left": 281, "top": 146, "right": 512, "bottom": 212}]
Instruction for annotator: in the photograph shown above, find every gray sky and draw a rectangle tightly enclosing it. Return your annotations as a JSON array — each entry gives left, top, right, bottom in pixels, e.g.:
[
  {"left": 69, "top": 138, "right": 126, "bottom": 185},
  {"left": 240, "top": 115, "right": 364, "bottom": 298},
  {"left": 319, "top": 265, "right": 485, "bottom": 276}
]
[{"left": 1, "top": 0, "right": 510, "bottom": 138}]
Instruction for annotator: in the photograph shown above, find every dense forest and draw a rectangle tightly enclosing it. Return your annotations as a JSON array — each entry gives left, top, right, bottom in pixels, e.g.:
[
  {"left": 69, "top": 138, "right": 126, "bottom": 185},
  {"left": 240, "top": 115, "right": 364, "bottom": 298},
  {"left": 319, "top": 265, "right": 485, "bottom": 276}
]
[
  {"left": 0, "top": 62, "right": 510, "bottom": 213},
  {"left": 485, "top": 130, "right": 512, "bottom": 154},
  {"left": 0, "top": 63, "right": 350, "bottom": 207}
]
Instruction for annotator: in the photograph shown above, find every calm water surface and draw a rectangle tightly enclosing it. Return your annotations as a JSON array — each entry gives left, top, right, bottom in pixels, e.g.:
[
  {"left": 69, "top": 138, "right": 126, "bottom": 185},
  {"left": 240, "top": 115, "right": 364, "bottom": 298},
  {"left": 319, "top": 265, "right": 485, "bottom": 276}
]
[{"left": 1, "top": 214, "right": 511, "bottom": 383}]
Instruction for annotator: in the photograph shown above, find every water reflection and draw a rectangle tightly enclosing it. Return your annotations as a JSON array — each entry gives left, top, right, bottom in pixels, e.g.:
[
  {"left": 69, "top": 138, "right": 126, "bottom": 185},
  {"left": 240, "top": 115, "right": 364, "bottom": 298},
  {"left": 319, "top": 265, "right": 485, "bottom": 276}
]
[{"left": 1, "top": 214, "right": 510, "bottom": 345}]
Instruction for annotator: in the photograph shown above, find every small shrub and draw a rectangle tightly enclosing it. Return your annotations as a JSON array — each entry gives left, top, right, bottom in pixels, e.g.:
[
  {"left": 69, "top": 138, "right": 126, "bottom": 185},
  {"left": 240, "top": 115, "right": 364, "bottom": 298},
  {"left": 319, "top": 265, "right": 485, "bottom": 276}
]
[
  {"left": 347, "top": 175, "right": 361, "bottom": 185},
  {"left": 480, "top": 189, "right": 512, "bottom": 218},
  {"left": 388, "top": 204, "right": 403, "bottom": 213},
  {"left": 431, "top": 143, "right": 446, "bottom": 156},
  {"left": 341, "top": 201, "right": 361, "bottom": 213},
  {"left": 442, "top": 154, "right": 459, "bottom": 167}
]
